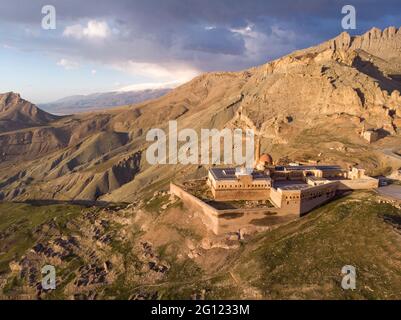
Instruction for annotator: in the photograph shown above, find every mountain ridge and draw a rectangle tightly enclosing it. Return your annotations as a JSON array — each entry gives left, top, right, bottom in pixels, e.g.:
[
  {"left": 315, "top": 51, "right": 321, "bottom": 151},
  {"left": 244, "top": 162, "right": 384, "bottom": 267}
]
[
  {"left": 0, "top": 92, "right": 60, "bottom": 133},
  {"left": 1, "top": 27, "right": 401, "bottom": 202},
  {"left": 39, "top": 88, "right": 172, "bottom": 114}
]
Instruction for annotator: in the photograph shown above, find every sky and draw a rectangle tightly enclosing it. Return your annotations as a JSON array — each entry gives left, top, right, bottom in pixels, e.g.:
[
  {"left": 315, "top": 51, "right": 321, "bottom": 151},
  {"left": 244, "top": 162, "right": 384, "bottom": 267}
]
[{"left": 0, "top": 0, "right": 400, "bottom": 103}]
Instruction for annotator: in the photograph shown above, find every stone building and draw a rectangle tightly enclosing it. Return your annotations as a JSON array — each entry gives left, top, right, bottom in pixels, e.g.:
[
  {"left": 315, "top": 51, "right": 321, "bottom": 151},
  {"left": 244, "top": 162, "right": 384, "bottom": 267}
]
[
  {"left": 361, "top": 123, "right": 379, "bottom": 143},
  {"left": 207, "top": 167, "right": 271, "bottom": 201},
  {"left": 172, "top": 146, "right": 380, "bottom": 233},
  {"left": 207, "top": 163, "right": 379, "bottom": 215},
  {"left": 362, "top": 129, "right": 379, "bottom": 143}
]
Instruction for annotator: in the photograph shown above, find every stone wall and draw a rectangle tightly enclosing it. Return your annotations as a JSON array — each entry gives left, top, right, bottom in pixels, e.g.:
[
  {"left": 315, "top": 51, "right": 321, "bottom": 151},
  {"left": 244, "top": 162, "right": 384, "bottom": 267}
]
[
  {"left": 299, "top": 182, "right": 338, "bottom": 214},
  {"left": 170, "top": 183, "right": 291, "bottom": 235},
  {"left": 337, "top": 178, "right": 379, "bottom": 190},
  {"left": 213, "top": 188, "right": 270, "bottom": 201},
  {"left": 215, "top": 209, "right": 297, "bottom": 235},
  {"left": 171, "top": 173, "right": 377, "bottom": 235},
  {"left": 170, "top": 183, "right": 220, "bottom": 234},
  {"left": 269, "top": 187, "right": 283, "bottom": 208}
]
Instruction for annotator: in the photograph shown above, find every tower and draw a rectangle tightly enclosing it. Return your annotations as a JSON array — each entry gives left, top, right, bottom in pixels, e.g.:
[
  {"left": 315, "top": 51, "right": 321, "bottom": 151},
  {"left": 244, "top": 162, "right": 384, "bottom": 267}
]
[{"left": 255, "top": 135, "right": 261, "bottom": 167}]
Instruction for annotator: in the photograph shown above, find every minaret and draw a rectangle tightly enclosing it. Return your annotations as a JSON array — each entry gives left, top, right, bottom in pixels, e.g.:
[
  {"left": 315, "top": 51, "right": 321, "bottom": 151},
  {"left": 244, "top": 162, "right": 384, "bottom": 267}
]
[{"left": 254, "top": 135, "right": 261, "bottom": 167}]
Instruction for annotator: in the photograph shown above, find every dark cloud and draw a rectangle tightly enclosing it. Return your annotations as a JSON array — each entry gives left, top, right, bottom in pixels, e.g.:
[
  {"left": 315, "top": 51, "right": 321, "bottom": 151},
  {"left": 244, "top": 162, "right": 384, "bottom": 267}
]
[
  {"left": 1, "top": 0, "right": 400, "bottom": 77},
  {"left": 181, "top": 27, "right": 245, "bottom": 55}
]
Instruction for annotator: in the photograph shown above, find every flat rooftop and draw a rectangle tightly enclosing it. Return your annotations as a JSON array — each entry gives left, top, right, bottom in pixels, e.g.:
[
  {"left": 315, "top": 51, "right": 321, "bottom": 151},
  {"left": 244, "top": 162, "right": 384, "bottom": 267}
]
[
  {"left": 307, "top": 176, "right": 329, "bottom": 181},
  {"left": 273, "top": 180, "right": 311, "bottom": 191},
  {"left": 209, "top": 168, "right": 271, "bottom": 181},
  {"left": 274, "top": 165, "right": 342, "bottom": 172}
]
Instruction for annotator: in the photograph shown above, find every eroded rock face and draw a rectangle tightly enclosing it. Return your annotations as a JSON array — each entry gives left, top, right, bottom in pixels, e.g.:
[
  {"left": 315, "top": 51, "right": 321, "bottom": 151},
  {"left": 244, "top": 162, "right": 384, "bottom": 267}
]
[
  {"left": 226, "top": 27, "right": 401, "bottom": 149},
  {"left": 317, "top": 27, "right": 401, "bottom": 61}
]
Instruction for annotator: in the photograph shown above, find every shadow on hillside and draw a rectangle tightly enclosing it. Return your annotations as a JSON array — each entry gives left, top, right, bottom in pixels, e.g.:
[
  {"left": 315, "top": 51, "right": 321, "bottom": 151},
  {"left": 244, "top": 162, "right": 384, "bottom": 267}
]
[
  {"left": 352, "top": 56, "right": 401, "bottom": 94},
  {"left": 389, "top": 74, "right": 401, "bottom": 85},
  {"left": 382, "top": 214, "right": 401, "bottom": 233},
  {"left": 17, "top": 199, "right": 129, "bottom": 208}
]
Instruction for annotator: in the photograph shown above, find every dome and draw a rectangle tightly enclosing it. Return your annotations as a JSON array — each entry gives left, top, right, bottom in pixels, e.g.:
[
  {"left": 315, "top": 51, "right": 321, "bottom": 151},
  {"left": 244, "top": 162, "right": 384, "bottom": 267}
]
[{"left": 259, "top": 154, "right": 273, "bottom": 165}]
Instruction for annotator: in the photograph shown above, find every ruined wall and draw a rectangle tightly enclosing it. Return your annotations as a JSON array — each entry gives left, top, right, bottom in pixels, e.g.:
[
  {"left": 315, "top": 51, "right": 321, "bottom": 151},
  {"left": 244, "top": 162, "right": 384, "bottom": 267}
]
[
  {"left": 321, "top": 169, "right": 346, "bottom": 178},
  {"left": 170, "top": 183, "right": 220, "bottom": 234},
  {"left": 170, "top": 183, "right": 292, "bottom": 235},
  {"left": 216, "top": 209, "right": 296, "bottom": 234}
]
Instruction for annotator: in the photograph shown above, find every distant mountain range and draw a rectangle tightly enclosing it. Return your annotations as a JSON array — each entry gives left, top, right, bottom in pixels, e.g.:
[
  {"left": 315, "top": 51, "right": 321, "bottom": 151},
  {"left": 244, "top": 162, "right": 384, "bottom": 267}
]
[{"left": 39, "top": 88, "right": 172, "bottom": 114}]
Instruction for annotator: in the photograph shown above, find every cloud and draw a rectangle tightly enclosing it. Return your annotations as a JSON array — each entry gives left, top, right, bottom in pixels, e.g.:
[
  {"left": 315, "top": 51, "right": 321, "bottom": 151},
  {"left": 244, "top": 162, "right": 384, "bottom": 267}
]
[
  {"left": 57, "top": 58, "right": 79, "bottom": 70},
  {"left": 2, "top": 44, "right": 15, "bottom": 49},
  {"left": 91, "top": 69, "right": 97, "bottom": 75},
  {"left": 181, "top": 26, "right": 245, "bottom": 55},
  {"left": 117, "top": 80, "right": 182, "bottom": 92},
  {"left": 63, "top": 20, "right": 111, "bottom": 40},
  {"left": 113, "top": 61, "right": 200, "bottom": 83},
  {"left": 2, "top": 0, "right": 401, "bottom": 94},
  {"left": 230, "top": 23, "right": 298, "bottom": 61}
]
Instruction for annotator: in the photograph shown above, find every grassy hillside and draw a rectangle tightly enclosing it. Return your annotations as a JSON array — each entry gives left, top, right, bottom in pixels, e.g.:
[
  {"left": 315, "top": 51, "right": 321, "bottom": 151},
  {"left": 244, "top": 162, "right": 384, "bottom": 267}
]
[
  {"left": 231, "top": 192, "right": 401, "bottom": 299},
  {"left": 1, "top": 191, "right": 401, "bottom": 299},
  {"left": 0, "top": 202, "right": 84, "bottom": 275},
  {"left": 134, "top": 192, "right": 401, "bottom": 300}
]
